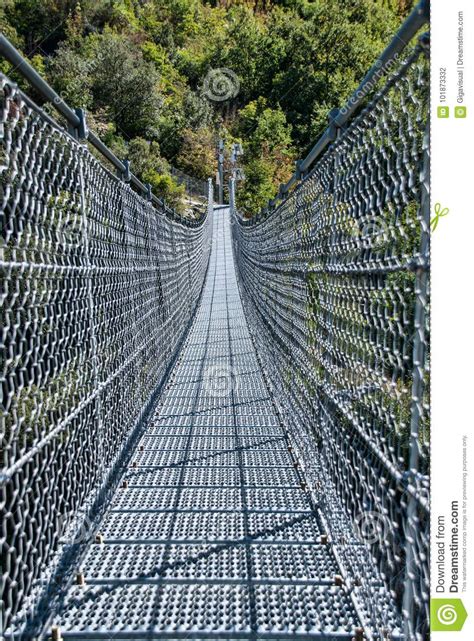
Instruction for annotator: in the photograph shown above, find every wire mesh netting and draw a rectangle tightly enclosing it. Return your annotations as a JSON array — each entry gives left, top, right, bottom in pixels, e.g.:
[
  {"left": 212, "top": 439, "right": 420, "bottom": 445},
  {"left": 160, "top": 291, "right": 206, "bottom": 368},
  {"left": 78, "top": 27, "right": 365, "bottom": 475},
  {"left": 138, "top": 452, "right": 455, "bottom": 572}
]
[
  {"left": 232, "top": 37, "right": 430, "bottom": 640},
  {"left": 1, "top": 74, "right": 213, "bottom": 634},
  {"left": 170, "top": 166, "right": 209, "bottom": 201}
]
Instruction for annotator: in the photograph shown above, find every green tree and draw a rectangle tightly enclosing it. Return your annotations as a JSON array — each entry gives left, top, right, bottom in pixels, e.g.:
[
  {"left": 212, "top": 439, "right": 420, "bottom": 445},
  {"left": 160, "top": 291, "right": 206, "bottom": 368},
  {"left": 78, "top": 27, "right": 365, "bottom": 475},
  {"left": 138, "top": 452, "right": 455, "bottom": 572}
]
[
  {"left": 127, "top": 137, "right": 169, "bottom": 179},
  {"left": 176, "top": 127, "right": 217, "bottom": 180},
  {"left": 87, "top": 29, "right": 162, "bottom": 139},
  {"left": 234, "top": 98, "right": 294, "bottom": 213},
  {"left": 1, "top": 0, "right": 415, "bottom": 216}
]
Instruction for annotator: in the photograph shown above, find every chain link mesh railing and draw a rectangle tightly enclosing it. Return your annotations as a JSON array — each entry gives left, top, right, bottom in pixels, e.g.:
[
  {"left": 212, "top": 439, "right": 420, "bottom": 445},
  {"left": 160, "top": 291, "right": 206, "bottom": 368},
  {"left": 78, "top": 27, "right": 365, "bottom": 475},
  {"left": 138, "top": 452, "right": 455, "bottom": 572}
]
[
  {"left": 232, "top": 34, "right": 430, "bottom": 641},
  {"left": 171, "top": 166, "right": 208, "bottom": 201},
  {"left": 1, "top": 74, "right": 213, "bottom": 635}
]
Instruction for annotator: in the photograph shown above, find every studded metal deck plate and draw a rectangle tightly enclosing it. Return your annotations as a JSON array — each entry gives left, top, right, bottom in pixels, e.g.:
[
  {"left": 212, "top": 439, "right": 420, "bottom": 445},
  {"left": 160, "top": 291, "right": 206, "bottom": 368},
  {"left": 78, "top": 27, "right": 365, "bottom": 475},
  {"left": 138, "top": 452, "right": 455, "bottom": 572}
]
[{"left": 53, "top": 209, "right": 365, "bottom": 639}]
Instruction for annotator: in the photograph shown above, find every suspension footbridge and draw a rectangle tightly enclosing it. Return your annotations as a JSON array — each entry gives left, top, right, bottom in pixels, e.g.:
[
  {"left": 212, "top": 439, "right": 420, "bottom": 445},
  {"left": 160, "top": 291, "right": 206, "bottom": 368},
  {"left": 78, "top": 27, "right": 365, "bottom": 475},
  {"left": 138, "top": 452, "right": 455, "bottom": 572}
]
[
  {"left": 1, "top": 2, "right": 430, "bottom": 640},
  {"left": 50, "top": 206, "right": 367, "bottom": 639}
]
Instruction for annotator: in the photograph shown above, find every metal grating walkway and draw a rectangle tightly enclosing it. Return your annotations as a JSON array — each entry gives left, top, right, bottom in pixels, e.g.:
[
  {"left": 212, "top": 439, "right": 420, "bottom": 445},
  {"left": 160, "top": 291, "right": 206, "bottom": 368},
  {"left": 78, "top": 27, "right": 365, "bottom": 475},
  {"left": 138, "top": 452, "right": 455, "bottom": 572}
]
[{"left": 54, "top": 207, "right": 363, "bottom": 639}]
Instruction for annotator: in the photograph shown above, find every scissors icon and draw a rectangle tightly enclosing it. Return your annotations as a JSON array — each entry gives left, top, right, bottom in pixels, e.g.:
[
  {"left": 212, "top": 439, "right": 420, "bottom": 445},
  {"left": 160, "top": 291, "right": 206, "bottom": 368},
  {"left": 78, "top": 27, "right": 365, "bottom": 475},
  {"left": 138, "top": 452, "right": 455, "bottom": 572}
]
[{"left": 430, "top": 203, "right": 449, "bottom": 231}]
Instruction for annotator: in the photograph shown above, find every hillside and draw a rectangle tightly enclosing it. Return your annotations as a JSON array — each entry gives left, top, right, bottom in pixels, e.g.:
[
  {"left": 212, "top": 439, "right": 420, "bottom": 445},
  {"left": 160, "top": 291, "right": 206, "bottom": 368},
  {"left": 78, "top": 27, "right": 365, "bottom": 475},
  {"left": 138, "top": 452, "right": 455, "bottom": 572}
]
[{"left": 1, "top": 0, "right": 415, "bottom": 213}]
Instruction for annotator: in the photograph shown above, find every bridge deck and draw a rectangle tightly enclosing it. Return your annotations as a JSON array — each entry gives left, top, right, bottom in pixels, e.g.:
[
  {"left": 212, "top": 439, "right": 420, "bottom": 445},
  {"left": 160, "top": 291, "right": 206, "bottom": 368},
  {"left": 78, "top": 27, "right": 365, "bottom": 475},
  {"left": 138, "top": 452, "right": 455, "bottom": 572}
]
[{"left": 55, "top": 207, "right": 362, "bottom": 639}]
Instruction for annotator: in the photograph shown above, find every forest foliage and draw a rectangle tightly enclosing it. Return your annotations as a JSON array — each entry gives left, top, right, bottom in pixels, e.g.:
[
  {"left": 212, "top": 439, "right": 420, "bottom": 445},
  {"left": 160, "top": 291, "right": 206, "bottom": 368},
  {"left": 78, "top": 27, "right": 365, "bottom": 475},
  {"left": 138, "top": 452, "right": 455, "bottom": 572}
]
[{"left": 1, "top": 0, "right": 415, "bottom": 213}]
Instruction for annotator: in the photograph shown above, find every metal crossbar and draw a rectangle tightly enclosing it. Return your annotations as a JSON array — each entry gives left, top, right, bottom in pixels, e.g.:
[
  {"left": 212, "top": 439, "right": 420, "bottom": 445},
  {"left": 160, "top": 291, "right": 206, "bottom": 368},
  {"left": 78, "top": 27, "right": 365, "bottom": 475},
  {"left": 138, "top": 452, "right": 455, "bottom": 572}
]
[
  {"left": 231, "top": 26, "right": 430, "bottom": 641},
  {"left": 1, "top": 74, "right": 213, "bottom": 636}
]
